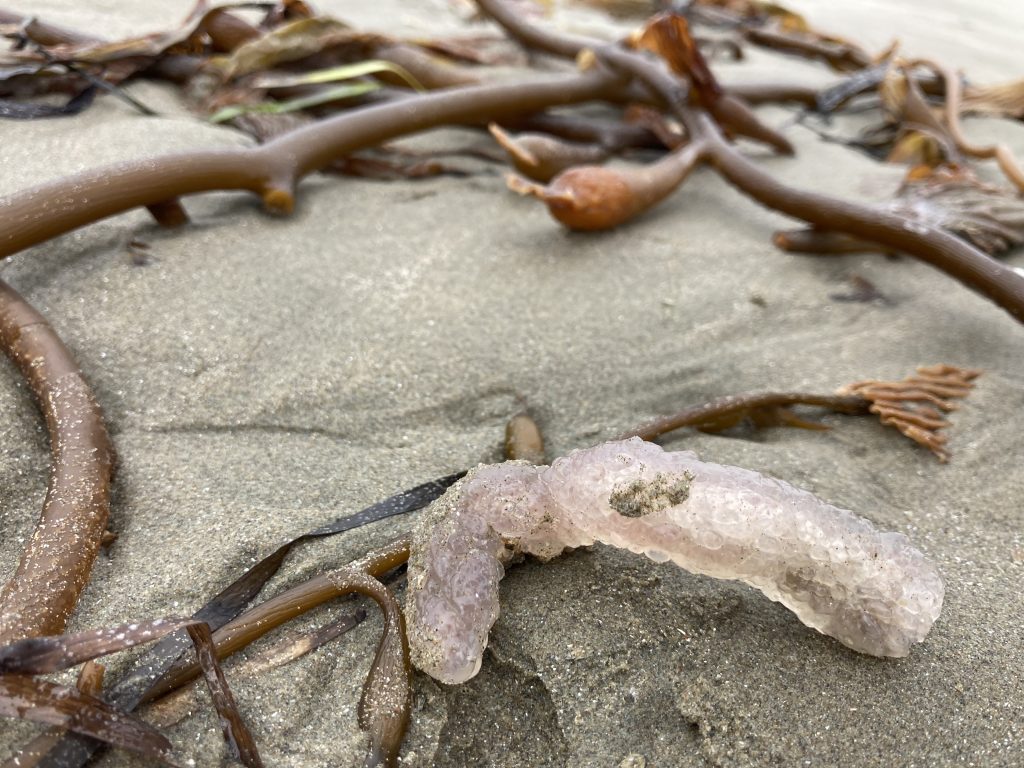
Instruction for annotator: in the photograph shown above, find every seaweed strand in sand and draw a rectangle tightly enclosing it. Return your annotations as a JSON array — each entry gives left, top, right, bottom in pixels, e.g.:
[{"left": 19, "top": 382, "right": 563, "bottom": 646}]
[{"left": 0, "top": 279, "right": 114, "bottom": 644}]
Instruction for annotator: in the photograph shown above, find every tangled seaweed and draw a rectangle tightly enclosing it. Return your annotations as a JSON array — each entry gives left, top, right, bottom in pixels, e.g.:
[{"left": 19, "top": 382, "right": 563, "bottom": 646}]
[{"left": 0, "top": 0, "right": 1013, "bottom": 764}]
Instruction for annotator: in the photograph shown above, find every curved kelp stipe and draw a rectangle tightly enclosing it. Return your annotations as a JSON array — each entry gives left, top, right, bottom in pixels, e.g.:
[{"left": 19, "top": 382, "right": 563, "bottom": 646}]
[
  {"left": 0, "top": 279, "right": 114, "bottom": 644},
  {"left": 146, "top": 540, "right": 414, "bottom": 768}
]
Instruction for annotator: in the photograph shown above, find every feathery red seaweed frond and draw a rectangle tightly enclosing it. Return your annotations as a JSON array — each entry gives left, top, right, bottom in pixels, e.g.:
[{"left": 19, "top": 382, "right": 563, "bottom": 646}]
[{"left": 839, "top": 364, "right": 981, "bottom": 461}]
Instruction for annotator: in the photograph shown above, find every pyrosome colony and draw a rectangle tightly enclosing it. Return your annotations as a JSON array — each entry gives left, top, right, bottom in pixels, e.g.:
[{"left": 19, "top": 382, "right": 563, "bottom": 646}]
[{"left": 405, "top": 438, "right": 944, "bottom": 684}]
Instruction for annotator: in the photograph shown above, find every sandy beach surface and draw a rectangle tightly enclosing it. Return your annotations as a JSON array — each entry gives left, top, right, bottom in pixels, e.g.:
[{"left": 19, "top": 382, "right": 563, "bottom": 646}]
[{"left": 1, "top": 1, "right": 1022, "bottom": 766}]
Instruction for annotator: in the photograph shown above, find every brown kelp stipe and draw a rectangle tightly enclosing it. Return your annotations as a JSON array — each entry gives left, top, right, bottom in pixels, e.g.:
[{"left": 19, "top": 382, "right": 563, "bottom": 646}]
[
  {"left": 504, "top": 412, "right": 546, "bottom": 464},
  {"left": 0, "top": 68, "right": 628, "bottom": 258},
  {"left": 616, "top": 392, "right": 870, "bottom": 442},
  {"left": 616, "top": 365, "right": 978, "bottom": 460},
  {"left": 146, "top": 539, "right": 413, "bottom": 768},
  {"left": 474, "top": 0, "right": 1024, "bottom": 324},
  {"left": 0, "top": 4, "right": 1022, "bottom": 322},
  {"left": 0, "top": 280, "right": 114, "bottom": 644}
]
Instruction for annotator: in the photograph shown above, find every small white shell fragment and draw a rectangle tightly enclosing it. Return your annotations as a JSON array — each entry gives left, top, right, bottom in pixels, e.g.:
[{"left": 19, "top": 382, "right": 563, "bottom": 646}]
[{"left": 406, "top": 438, "right": 944, "bottom": 684}]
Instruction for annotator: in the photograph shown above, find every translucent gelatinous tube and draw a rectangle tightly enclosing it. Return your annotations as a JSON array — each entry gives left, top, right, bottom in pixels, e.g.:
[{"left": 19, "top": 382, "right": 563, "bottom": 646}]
[{"left": 406, "top": 438, "right": 944, "bottom": 684}]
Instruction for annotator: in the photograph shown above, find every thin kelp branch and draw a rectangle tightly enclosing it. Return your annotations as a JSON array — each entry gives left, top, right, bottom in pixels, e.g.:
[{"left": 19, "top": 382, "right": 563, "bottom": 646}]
[
  {"left": 772, "top": 228, "right": 881, "bottom": 255},
  {"left": 741, "top": 26, "right": 873, "bottom": 72},
  {"left": 473, "top": 0, "right": 1024, "bottom": 324},
  {"left": 0, "top": 279, "right": 114, "bottom": 644},
  {"left": 616, "top": 391, "right": 869, "bottom": 442},
  {"left": 147, "top": 538, "right": 413, "bottom": 768},
  {"left": 697, "top": 113, "right": 1024, "bottom": 322},
  {"left": 488, "top": 123, "right": 612, "bottom": 182},
  {"left": 0, "top": 68, "right": 628, "bottom": 259},
  {"left": 148, "top": 608, "right": 368, "bottom": 729},
  {"left": 780, "top": 165, "right": 1024, "bottom": 259},
  {"left": 150, "top": 538, "right": 409, "bottom": 691}
]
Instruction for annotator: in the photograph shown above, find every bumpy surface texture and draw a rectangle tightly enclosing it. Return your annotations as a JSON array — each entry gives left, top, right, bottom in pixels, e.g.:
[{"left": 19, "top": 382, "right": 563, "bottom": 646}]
[{"left": 406, "top": 439, "right": 945, "bottom": 683}]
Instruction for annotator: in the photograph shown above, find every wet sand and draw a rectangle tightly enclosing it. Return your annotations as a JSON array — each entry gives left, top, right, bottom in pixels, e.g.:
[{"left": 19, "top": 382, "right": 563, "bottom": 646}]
[{"left": 1, "top": 1, "right": 1022, "bottom": 765}]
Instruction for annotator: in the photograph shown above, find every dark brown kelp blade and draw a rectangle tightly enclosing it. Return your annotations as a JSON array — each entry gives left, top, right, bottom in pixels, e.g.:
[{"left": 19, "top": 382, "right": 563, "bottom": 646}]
[
  {"left": 0, "top": 676, "right": 177, "bottom": 766},
  {"left": 1, "top": 616, "right": 264, "bottom": 767},
  {"left": 0, "top": 618, "right": 197, "bottom": 675},
  {"left": 0, "top": 86, "right": 95, "bottom": 119},
  {"left": 839, "top": 364, "right": 981, "bottom": 462},
  {"left": 632, "top": 12, "right": 793, "bottom": 154}
]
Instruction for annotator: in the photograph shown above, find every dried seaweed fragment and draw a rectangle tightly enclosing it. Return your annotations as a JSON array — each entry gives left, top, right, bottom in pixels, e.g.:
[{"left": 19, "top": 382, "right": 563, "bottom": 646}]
[
  {"left": 0, "top": 616, "right": 264, "bottom": 766},
  {"left": 838, "top": 364, "right": 980, "bottom": 461},
  {"left": 962, "top": 78, "right": 1024, "bottom": 119},
  {"left": 0, "top": 676, "right": 175, "bottom": 765}
]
